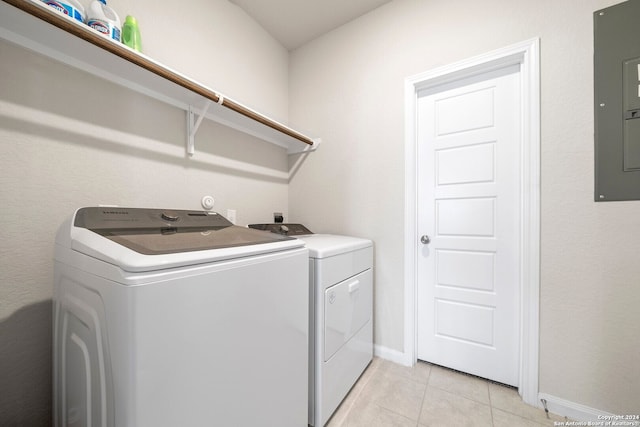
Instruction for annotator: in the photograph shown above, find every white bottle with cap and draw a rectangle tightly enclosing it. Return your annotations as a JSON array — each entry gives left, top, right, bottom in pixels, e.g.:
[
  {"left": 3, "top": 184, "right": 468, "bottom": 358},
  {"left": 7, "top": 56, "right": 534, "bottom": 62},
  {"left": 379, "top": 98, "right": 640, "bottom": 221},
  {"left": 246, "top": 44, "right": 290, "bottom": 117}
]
[{"left": 87, "top": 0, "right": 121, "bottom": 42}]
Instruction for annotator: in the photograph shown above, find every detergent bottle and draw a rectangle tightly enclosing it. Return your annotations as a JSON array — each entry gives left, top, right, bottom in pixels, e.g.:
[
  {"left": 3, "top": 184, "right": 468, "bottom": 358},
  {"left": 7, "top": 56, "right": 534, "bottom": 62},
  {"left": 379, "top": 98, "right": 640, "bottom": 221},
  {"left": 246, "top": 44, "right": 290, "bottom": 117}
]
[
  {"left": 122, "top": 15, "right": 142, "bottom": 52},
  {"left": 87, "top": 0, "right": 121, "bottom": 42}
]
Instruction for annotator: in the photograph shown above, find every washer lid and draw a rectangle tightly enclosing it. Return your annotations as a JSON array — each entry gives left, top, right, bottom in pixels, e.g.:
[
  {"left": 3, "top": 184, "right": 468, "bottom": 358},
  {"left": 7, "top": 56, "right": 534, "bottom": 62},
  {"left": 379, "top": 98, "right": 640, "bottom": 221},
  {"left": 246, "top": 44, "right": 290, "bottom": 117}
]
[
  {"left": 64, "top": 207, "right": 305, "bottom": 271},
  {"left": 74, "top": 207, "right": 296, "bottom": 255},
  {"left": 296, "top": 234, "right": 372, "bottom": 259}
]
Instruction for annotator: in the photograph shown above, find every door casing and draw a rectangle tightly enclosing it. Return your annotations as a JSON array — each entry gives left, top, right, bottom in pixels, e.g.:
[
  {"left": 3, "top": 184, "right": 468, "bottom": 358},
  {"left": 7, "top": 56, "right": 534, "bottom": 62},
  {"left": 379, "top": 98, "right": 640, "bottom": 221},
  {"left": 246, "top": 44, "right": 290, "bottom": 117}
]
[{"left": 403, "top": 38, "right": 540, "bottom": 405}]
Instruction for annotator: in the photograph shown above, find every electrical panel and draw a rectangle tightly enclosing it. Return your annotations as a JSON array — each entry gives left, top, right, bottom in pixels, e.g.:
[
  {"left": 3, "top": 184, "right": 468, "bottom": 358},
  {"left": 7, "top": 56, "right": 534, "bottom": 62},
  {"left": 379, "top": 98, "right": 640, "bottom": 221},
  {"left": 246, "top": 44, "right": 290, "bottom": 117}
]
[{"left": 594, "top": 0, "right": 640, "bottom": 201}]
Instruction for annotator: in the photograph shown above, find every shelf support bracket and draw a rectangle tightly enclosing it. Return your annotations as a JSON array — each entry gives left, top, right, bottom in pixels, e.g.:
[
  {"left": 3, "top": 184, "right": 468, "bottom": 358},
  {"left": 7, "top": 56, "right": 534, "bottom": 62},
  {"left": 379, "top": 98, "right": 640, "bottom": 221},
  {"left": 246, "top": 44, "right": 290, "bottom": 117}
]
[
  {"left": 187, "top": 100, "right": 213, "bottom": 156},
  {"left": 287, "top": 138, "right": 322, "bottom": 155}
]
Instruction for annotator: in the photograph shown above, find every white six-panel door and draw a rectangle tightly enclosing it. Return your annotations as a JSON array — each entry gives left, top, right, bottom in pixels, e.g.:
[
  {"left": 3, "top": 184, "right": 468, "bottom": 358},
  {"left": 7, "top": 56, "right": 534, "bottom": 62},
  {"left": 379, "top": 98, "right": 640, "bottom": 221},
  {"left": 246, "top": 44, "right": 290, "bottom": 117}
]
[{"left": 416, "top": 65, "right": 521, "bottom": 386}]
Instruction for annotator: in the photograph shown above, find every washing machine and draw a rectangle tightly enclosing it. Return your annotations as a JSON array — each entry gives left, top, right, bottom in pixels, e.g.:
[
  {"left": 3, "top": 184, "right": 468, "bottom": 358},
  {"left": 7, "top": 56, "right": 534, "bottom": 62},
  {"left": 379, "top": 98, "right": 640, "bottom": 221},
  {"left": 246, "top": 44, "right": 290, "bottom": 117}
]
[
  {"left": 53, "top": 207, "right": 309, "bottom": 427},
  {"left": 249, "top": 223, "right": 373, "bottom": 426}
]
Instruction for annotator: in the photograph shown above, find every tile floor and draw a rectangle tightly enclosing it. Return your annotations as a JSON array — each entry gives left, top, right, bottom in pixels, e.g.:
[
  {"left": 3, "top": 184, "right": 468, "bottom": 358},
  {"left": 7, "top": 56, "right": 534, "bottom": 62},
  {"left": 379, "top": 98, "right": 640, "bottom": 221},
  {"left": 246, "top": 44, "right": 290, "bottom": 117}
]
[{"left": 326, "top": 358, "right": 567, "bottom": 427}]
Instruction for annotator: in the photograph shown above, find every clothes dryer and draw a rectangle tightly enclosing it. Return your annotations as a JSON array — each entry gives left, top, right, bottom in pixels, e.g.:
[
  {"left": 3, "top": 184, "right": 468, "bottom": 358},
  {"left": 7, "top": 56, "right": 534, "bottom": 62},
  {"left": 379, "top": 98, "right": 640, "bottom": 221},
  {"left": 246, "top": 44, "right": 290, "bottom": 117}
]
[{"left": 248, "top": 223, "right": 373, "bottom": 426}]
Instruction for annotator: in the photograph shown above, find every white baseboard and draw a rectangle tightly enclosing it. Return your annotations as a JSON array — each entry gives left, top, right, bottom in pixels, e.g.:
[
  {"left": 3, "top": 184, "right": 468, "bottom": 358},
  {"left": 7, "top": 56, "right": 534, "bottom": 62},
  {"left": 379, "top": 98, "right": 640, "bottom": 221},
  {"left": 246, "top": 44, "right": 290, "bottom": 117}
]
[
  {"left": 538, "top": 393, "right": 615, "bottom": 422},
  {"left": 373, "top": 344, "right": 412, "bottom": 366}
]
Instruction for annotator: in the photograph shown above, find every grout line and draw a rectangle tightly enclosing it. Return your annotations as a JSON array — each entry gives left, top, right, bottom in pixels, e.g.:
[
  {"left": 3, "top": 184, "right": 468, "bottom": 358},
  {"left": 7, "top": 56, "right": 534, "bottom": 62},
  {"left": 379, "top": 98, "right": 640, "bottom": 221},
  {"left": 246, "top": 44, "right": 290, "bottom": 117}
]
[
  {"left": 488, "top": 378, "right": 495, "bottom": 427},
  {"left": 415, "top": 363, "right": 432, "bottom": 427},
  {"left": 371, "top": 360, "right": 427, "bottom": 425}
]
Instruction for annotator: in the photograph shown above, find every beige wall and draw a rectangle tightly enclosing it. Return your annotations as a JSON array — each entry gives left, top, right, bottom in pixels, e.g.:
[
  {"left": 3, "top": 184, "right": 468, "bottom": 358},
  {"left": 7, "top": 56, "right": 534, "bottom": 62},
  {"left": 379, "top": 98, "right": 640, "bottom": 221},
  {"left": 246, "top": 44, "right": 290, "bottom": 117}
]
[
  {"left": 289, "top": 0, "right": 640, "bottom": 415},
  {"left": 0, "top": 0, "right": 289, "bottom": 424}
]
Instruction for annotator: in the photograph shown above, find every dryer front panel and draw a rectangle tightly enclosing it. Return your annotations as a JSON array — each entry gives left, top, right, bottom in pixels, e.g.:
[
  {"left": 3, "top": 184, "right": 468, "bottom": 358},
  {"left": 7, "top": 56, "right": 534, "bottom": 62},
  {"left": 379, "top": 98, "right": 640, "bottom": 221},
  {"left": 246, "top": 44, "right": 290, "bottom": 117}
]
[{"left": 324, "top": 269, "right": 373, "bottom": 362}]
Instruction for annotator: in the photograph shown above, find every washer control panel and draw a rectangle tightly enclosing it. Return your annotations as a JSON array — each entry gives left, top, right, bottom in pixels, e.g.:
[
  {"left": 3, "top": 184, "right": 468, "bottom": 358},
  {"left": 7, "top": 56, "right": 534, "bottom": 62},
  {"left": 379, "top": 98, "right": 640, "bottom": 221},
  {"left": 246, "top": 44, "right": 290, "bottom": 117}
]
[{"left": 248, "top": 223, "right": 313, "bottom": 236}]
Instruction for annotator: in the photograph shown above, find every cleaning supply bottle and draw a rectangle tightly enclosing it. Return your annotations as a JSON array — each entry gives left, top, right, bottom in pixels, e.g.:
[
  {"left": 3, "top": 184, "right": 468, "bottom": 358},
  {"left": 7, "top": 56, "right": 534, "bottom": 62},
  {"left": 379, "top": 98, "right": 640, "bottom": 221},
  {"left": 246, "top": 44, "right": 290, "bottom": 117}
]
[
  {"left": 122, "top": 15, "right": 142, "bottom": 52},
  {"left": 40, "top": 0, "right": 85, "bottom": 23},
  {"left": 87, "top": 0, "right": 121, "bottom": 42}
]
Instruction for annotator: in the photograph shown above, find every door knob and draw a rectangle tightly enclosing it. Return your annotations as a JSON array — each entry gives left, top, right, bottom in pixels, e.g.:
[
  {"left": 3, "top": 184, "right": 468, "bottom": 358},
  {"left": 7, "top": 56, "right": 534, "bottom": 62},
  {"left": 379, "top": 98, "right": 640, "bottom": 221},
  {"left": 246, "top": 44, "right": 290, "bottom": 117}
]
[{"left": 420, "top": 235, "right": 431, "bottom": 244}]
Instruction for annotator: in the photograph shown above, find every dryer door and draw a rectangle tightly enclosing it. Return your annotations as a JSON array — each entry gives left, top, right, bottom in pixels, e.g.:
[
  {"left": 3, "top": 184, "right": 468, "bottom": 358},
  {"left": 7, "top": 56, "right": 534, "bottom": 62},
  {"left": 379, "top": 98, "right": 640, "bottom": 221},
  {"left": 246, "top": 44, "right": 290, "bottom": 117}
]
[{"left": 324, "top": 269, "right": 373, "bottom": 361}]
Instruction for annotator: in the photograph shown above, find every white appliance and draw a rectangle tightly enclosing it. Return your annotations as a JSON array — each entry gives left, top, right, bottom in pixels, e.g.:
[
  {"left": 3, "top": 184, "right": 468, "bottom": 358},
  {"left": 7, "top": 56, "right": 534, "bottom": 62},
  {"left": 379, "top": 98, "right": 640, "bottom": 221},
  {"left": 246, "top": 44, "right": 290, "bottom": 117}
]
[
  {"left": 53, "top": 207, "right": 309, "bottom": 427},
  {"left": 248, "top": 224, "right": 373, "bottom": 426}
]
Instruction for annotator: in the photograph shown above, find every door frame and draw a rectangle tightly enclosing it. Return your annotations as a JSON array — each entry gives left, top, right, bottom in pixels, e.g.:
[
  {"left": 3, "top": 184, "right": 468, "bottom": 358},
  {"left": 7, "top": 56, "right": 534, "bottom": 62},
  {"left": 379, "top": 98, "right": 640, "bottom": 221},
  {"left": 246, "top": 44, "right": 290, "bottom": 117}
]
[{"left": 403, "top": 38, "right": 540, "bottom": 405}]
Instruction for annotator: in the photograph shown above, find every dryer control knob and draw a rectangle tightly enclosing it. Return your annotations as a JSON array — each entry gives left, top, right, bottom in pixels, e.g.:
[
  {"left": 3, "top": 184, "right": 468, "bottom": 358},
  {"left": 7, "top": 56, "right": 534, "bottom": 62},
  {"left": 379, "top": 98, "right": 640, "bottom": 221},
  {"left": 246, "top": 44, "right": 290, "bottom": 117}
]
[
  {"left": 161, "top": 212, "right": 179, "bottom": 222},
  {"left": 279, "top": 225, "right": 289, "bottom": 234}
]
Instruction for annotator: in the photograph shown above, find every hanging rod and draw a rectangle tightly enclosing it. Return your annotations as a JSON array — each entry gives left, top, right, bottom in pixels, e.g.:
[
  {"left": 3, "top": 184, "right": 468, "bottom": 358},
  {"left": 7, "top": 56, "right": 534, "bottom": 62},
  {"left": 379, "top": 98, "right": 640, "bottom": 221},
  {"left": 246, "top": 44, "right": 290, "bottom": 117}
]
[{"left": 2, "top": 0, "right": 315, "bottom": 147}]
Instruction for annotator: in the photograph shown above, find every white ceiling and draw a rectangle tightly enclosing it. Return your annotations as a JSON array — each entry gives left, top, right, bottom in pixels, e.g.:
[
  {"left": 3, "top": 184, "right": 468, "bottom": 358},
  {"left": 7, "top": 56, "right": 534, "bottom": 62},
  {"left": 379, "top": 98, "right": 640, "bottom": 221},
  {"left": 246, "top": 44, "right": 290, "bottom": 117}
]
[{"left": 229, "top": 0, "right": 392, "bottom": 50}]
